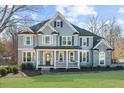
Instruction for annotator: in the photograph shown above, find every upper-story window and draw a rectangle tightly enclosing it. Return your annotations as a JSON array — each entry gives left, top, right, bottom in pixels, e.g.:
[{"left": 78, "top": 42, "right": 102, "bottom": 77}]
[
  {"left": 54, "top": 19, "right": 63, "bottom": 28},
  {"left": 24, "top": 36, "right": 33, "bottom": 46},
  {"left": 43, "top": 35, "right": 53, "bottom": 45},
  {"left": 62, "top": 36, "right": 72, "bottom": 46},
  {"left": 80, "top": 37, "right": 89, "bottom": 47}
]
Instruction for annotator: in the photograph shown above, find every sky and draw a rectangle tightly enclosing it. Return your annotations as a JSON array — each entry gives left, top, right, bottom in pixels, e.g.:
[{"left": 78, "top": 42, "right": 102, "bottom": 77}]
[{"left": 15, "top": 5, "right": 124, "bottom": 35}]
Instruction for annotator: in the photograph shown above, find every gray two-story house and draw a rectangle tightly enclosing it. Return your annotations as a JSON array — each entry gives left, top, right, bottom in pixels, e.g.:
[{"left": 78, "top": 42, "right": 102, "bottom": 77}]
[{"left": 17, "top": 12, "right": 113, "bottom": 70}]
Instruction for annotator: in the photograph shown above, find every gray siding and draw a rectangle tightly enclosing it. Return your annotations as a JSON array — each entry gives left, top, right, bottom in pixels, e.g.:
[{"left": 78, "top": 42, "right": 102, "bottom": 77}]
[
  {"left": 18, "top": 50, "right": 22, "bottom": 66},
  {"left": 93, "top": 42, "right": 112, "bottom": 67},
  {"left": 18, "top": 35, "right": 35, "bottom": 48},
  {"left": 79, "top": 37, "right": 93, "bottom": 50}
]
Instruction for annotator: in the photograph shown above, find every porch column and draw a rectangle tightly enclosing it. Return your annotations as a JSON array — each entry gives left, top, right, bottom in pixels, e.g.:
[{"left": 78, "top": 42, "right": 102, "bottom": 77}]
[
  {"left": 78, "top": 50, "right": 80, "bottom": 69},
  {"left": 54, "top": 50, "right": 56, "bottom": 69},
  {"left": 66, "top": 50, "right": 68, "bottom": 69},
  {"left": 36, "top": 50, "right": 39, "bottom": 70}
]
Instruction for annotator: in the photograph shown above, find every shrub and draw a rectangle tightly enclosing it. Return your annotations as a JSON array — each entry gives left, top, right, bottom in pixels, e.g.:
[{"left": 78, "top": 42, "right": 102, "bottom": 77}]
[
  {"left": 26, "top": 63, "right": 34, "bottom": 70},
  {"left": 12, "top": 66, "right": 19, "bottom": 74},
  {"left": 0, "top": 68, "right": 7, "bottom": 76},
  {"left": 5, "top": 66, "right": 13, "bottom": 73},
  {"left": 21, "top": 63, "right": 27, "bottom": 70},
  {"left": 21, "top": 63, "right": 34, "bottom": 70},
  {"left": 116, "top": 66, "right": 123, "bottom": 70}
]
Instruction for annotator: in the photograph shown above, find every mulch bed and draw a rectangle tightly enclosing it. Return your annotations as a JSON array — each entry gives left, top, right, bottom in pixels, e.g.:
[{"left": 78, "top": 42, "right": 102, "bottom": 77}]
[
  {"left": 22, "top": 70, "right": 41, "bottom": 76},
  {"left": 0, "top": 70, "right": 42, "bottom": 78}
]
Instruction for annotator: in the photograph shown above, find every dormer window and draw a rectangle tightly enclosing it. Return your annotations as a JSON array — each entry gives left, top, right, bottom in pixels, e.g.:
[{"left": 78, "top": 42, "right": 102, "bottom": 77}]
[{"left": 54, "top": 19, "right": 63, "bottom": 28}]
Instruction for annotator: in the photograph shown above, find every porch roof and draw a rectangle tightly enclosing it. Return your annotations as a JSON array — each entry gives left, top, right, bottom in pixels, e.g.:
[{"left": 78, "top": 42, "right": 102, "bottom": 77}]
[{"left": 34, "top": 46, "right": 81, "bottom": 49}]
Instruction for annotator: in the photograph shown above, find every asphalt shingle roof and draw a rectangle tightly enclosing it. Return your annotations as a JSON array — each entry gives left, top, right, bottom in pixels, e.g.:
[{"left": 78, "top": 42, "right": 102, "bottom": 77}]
[
  {"left": 71, "top": 24, "right": 96, "bottom": 36},
  {"left": 28, "top": 19, "right": 102, "bottom": 47},
  {"left": 29, "top": 19, "right": 96, "bottom": 36},
  {"left": 30, "top": 19, "right": 50, "bottom": 32}
]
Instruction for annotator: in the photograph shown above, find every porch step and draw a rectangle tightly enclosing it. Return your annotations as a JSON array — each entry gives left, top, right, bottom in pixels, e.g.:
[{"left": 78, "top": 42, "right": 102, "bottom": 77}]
[{"left": 41, "top": 68, "right": 50, "bottom": 73}]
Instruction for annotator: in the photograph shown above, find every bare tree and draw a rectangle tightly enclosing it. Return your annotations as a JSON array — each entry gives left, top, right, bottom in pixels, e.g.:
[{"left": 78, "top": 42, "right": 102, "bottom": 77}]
[
  {"left": 87, "top": 15, "right": 107, "bottom": 36},
  {"left": 0, "top": 5, "right": 28, "bottom": 33}
]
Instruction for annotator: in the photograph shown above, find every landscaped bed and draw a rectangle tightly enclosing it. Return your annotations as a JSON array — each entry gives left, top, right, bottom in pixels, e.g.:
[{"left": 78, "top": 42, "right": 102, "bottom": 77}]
[{"left": 1, "top": 70, "right": 124, "bottom": 88}]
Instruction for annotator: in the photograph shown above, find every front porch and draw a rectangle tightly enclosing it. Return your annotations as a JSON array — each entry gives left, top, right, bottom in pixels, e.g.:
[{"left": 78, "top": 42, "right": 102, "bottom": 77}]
[{"left": 35, "top": 49, "right": 80, "bottom": 69}]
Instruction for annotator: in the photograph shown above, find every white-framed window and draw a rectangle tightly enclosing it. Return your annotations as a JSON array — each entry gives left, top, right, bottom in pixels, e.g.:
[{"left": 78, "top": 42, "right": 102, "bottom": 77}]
[
  {"left": 80, "top": 51, "right": 89, "bottom": 63},
  {"left": 99, "top": 51, "right": 105, "bottom": 65},
  {"left": 43, "top": 35, "right": 53, "bottom": 45},
  {"left": 69, "top": 52, "right": 75, "bottom": 62},
  {"left": 54, "top": 19, "right": 63, "bottom": 28},
  {"left": 59, "top": 52, "right": 64, "bottom": 62},
  {"left": 62, "top": 36, "right": 72, "bottom": 46},
  {"left": 23, "top": 52, "right": 35, "bottom": 62},
  {"left": 80, "top": 37, "right": 89, "bottom": 47},
  {"left": 24, "top": 36, "right": 33, "bottom": 46}
]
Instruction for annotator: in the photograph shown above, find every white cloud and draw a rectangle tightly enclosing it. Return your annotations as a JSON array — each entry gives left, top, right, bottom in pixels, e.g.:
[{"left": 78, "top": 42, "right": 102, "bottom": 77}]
[
  {"left": 56, "top": 5, "right": 97, "bottom": 23},
  {"left": 105, "top": 20, "right": 110, "bottom": 25},
  {"left": 117, "top": 19, "right": 124, "bottom": 25},
  {"left": 30, "top": 13, "right": 38, "bottom": 20},
  {"left": 77, "top": 22, "right": 89, "bottom": 30},
  {"left": 13, "top": 15, "right": 20, "bottom": 19},
  {"left": 118, "top": 7, "right": 124, "bottom": 13}
]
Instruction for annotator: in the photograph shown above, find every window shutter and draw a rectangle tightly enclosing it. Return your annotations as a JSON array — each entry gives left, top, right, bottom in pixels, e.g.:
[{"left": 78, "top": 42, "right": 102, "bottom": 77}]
[
  {"left": 60, "top": 36, "right": 62, "bottom": 46},
  {"left": 87, "top": 52, "right": 89, "bottom": 62},
  {"left": 61, "top": 21, "right": 63, "bottom": 27},
  {"left": 72, "top": 36, "right": 74, "bottom": 46},
  {"left": 80, "top": 52, "right": 82, "bottom": 62},
  {"left": 54, "top": 21, "right": 56, "bottom": 27},
  {"left": 80, "top": 38, "right": 82, "bottom": 46},
  {"left": 87, "top": 38, "right": 89, "bottom": 46}
]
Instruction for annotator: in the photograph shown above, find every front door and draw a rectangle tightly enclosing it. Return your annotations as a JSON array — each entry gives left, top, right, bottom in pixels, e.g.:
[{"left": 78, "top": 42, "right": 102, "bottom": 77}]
[{"left": 45, "top": 53, "right": 51, "bottom": 66}]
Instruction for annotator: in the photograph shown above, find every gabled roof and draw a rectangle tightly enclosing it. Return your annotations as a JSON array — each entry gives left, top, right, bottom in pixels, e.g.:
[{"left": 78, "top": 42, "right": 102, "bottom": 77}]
[
  {"left": 93, "top": 38, "right": 113, "bottom": 49},
  {"left": 93, "top": 35, "right": 103, "bottom": 47},
  {"left": 29, "top": 19, "right": 96, "bottom": 36},
  {"left": 71, "top": 24, "right": 96, "bottom": 36},
  {"left": 30, "top": 19, "right": 50, "bottom": 32}
]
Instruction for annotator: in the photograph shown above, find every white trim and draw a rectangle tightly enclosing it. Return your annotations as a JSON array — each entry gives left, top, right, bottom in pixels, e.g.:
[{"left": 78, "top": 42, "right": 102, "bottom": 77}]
[
  {"left": 54, "top": 50, "right": 56, "bottom": 69},
  {"left": 99, "top": 51, "right": 106, "bottom": 66},
  {"left": 80, "top": 37, "right": 88, "bottom": 47},
  {"left": 22, "top": 51, "right": 35, "bottom": 63},
  {"left": 36, "top": 50, "right": 38, "bottom": 70},
  {"left": 69, "top": 51, "right": 75, "bottom": 63},
  {"left": 61, "top": 36, "right": 72, "bottom": 46},
  {"left": 23, "top": 35, "right": 33, "bottom": 46},
  {"left": 79, "top": 36, "right": 94, "bottom": 38},
  {"left": 80, "top": 50, "right": 90, "bottom": 63},
  {"left": 37, "top": 23, "right": 58, "bottom": 33},
  {"left": 48, "top": 12, "right": 79, "bottom": 33},
  {"left": 58, "top": 51, "right": 64, "bottom": 63},
  {"left": 18, "top": 48, "right": 34, "bottom": 51},
  {"left": 42, "top": 35, "right": 53, "bottom": 45},
  {"left": 43, "top": 51, "right": 53, "bottom": 65},
  {"left": 93, "top": 39, "right": 113, "bottom": 49},
  {"left": 18, "top": 34, "right": 36, "bottom": 36},
  {"left": 66, "top": 50, "right": 68, "bottom": 69},
  {"left": 78, "top": 50, "right": 80, "bottom": 69},
  {"left": 55, "top": 19, "right": 62, "bottom": 28},
  {"left": 21, "top": 27, "right": 34, "bottom": 33}
]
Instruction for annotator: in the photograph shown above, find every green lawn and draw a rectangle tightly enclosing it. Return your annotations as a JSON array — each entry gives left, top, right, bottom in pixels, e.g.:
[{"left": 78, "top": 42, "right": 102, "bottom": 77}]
[{"left": 1, "top": 70, "right": 124, "bottom": 88}]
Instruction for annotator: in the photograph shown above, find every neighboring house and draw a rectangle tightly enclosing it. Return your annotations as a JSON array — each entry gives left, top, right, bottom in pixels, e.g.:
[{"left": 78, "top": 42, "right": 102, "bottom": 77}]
[{"left": 17, "top": 12, "right": 113, "bottom": 70}]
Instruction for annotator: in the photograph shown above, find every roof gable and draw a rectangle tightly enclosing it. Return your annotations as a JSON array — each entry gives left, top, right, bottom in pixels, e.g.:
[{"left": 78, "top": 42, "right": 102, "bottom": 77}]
[
  {"left": 48, "top": 12, "right": 79, "bottom": 33},
  {"left": 93, "top": 39, "right": 113, "bottom": 49},
  {"left": 18, "top": 27, "right": 34, "bottom": 34},
  {"left": 37, "top": 23, "right": 58, "bottom": 33}
]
